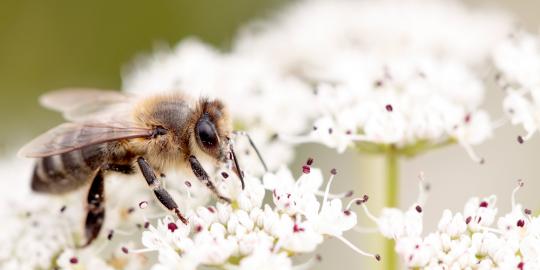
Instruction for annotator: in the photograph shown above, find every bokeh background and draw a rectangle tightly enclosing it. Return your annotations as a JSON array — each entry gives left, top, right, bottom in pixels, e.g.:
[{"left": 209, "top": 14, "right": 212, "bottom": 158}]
[{"left": 1, "top": 0, "right": 540, "bottom": 269}]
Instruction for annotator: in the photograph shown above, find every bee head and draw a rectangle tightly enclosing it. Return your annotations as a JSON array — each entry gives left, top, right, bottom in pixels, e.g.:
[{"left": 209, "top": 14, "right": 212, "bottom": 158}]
[{"left": 193, "top": 98, "right": 232, "bottom": 162}]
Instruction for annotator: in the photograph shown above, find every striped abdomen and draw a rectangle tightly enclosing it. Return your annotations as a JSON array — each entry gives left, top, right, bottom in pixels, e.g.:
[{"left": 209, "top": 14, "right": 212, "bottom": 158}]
[{"left": 31, "top": 144, "right": 107, "bottom": 194}]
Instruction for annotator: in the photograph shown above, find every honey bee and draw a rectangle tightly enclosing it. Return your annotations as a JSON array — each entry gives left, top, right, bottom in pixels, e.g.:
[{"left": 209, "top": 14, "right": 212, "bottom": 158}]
[{"left": 19, "top": 89, "right": 266, "bottom": 246}]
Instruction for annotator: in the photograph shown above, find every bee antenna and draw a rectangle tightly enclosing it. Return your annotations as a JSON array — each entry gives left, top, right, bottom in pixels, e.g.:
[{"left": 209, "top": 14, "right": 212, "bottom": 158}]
[
  {"left": 233, "top": 131, "right": 268, "bottom": 172},
  {"left": 229, "top": 144, "right": 245, "bottom": 190}
]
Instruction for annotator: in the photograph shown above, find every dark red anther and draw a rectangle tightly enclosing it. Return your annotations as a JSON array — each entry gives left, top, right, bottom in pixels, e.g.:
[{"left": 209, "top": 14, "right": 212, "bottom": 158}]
[
  {"left": 375, "top": 254, "right": 381, "bottom": 261},
  {"left": 221, "top": 172, "right": 229, "bottom": 179},
  {"left": 185, "top": 181, "right": 192, "bottom": 187},
  {"left": 168, "top": 222, "right": 178, "bottom": 232},
  {"left": 517, "top": 219, "right": 525, "bottom": 228},
  {"left": 330, "top": 168, "right": 337, "bottom": 175},
  {"left": 343, "top": 210, "right": 351, "bottom": 216},
  {"left": 363, "top": 194, "right": 369, "bottom": 202},
  {"left": 479, "top": 201, "right": 488, "bottom": 208},
  {"left": 328, "top": 128, "right": 333, "bottom": 134},
  {"left": 306, "top": 158, "right": 314, "bottom": 166},
  {"left": 207, "top": 206, "right": 215, "bottom": 213},
  {"left": 525, "top": 209, "right": 532, "bottom": 215},
  {"left": 518, "top": 262, "right": 524, "bottom": 270},
  {"left": 107, "top": 230, "right": 114, "bottom": 240},
  {"left": 121, "top": 246, "right": 129, "bottom": 254},
  {"left": 385, "top": 104, "right": 393, "bottom": 112},
  {"left": 144, "top": 221, "right": 150, "bottom": 229},
  {"left": 465, "top": 216, "right": 472, "bottom": 225},
  {"left": 415, "top": 205, "right": 422, "bottom": 213},
  {"left": 293, "top": 224, "right": 305, "bottom": 233},
  {"left": 302, "top": 165, "right": 311, "bottom": 174},
  {"left": 127, "top": 207, "right": 135, "bottom": 214},
  {"left": 195, "top": 224, "right": 203, "bottom": 233},
  {"left": 69, "top": 257, "right": 78, "bottom": 264},
  {"left": 517, "top": 136, "right": 524, "bottom": 144},
  {"left": 59, "top": 205, "right": 67, "bottom": 213},
  {"left": 464, "top": 113, "right": 471, "bottom": 123}
]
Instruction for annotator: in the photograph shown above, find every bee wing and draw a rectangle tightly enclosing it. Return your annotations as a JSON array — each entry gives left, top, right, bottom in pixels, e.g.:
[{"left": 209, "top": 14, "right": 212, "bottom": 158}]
[
  {"left": 40, "top": 88, "right": 135, "bottom": 122},
  {"left": 19, "top": 122, "right": 153, "bottom": 158}
]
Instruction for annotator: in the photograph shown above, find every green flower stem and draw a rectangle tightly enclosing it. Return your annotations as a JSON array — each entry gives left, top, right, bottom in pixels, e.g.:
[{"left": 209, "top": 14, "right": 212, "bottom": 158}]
[
  {"left": 384, "top": 146, "right": 399, "bottom": 270},
  {"left": 385, "top": 147, "right": 399, "bottom": 207},
  {"left": 355, "top": 138, "right": 456, "bottom": 269}
]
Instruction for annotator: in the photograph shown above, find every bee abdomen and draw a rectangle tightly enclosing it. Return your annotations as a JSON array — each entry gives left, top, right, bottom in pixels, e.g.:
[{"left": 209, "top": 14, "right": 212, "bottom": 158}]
[{"left": 31, "top": 145, "right": 106, "bottom": 194}]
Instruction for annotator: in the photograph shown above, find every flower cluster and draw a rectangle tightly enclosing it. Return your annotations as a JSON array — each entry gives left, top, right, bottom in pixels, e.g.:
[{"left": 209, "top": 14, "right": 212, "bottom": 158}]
[
  {"left": 0, "top": 159, "right": 154, "bottom": 270},
  {"left": 493, "top": 30, "right": 540, "bottom": 143},
  {"left": 364, "top": 177, "right": 540, "bottom": 269},
  {"left": 137, "top": 160, "right": 378, "bottom": 269},
  {"left": 0, "top": 158, "right": 376, "bottom": 270},
  {"left": 123, "top": 0, "right": 512, "bottom": 162}
]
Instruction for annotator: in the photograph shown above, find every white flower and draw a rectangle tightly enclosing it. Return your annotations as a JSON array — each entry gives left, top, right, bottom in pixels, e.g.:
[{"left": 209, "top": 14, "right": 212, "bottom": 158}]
[
  {"left": 494, "top": 30, "right": 540, "bottom": 142},
  {"left": 366, "top": 178, "right": 540, "bottom": 269},
  {"left": 237, "top": 248, "right": 292, "bottom": 270},
  {"left": 232, "top": 0, "right": 510, "bottom": 159},
  {"left": 362, "top": 175, "right": 427, "bottom": 239},
  {"left": 0, "top": 158, "right": 153, "bottom": 270},
  {"left": 262, "top": 165, "right": 321, "bottom": 216},
  {"left": 463, "top": 195, "right": 498, "bottom": 231},
  {"left": 122, "top": 0, "right": 512, "bottom": 163},
  {"left": 494, "top": 31, "right": 540, "bottom": 89},
  {"left": 137, "top": 163, "right": 380, "bottom": 269},
  {"left": 0, "top": 159, "right": 77, "bottom": 270},
  {"left": 57, "top": 249, "right": 115, "bottom": 270}
]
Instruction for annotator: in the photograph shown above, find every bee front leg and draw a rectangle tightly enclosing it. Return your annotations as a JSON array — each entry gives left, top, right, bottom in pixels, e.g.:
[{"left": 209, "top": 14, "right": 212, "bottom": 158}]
[
  {"left": 136, "top": 157, "right": 188, "bottom": 224},
  {"left": 82, "top": 171, "right": 106, "bottom": 247},
  {"left": 188, "top": 155, "right": 231, "bottom": 203}
]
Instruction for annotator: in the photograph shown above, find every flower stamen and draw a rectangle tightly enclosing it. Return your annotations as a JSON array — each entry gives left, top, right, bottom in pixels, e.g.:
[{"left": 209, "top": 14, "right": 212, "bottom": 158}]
[{"left": 336, "top": 235, "right": 381, "bottom": 261}]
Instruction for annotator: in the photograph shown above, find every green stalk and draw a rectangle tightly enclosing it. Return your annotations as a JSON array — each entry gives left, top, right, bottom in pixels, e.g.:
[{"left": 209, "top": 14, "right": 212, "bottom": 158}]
[{"left": 384, "top": 146, "right": 399, "bottom": 270}]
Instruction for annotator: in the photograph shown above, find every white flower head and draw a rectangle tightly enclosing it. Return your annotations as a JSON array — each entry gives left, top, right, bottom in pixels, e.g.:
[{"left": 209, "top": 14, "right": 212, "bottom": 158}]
[
  {"left": 135, "top": 162, "right": 380, "bottom": 269},
  {"left": 122, "top": 0, "right": 512, "bottom": 164},
  {"left": 494, "top": 30, "right": 540, "bottom": 142},
  {"left": 369, "top": 178, "right": 540, "bottom": 269}
]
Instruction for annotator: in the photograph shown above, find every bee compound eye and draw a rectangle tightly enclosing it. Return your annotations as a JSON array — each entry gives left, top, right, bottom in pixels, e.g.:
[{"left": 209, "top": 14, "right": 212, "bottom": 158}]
[{"left": 196, "top": 120, "right": 218, "bottom": 148}]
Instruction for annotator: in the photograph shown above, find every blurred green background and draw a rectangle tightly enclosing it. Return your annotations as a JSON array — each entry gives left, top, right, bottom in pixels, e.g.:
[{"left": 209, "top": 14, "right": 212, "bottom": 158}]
[{"left": 0, "top": 0, "right": 285, "bottom": 153}]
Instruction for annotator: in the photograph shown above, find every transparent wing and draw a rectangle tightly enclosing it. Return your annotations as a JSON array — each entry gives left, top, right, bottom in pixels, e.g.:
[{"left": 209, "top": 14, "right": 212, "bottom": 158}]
[
  {"left": 19, "top": 122, "right": 153, "bottom": 158},
  {"left": 39, "top": 88, "right": 134, "bottom": 122}
]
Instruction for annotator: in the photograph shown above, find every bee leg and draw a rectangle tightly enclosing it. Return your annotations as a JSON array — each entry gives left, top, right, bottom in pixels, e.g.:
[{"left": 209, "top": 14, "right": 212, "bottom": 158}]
[
  {"left": 188, "top": 155, "right": 231, "bottom": 203},
  {"left": 136, "top": 157, "right": 188, "bottom": 224},
  {"left": 81, "top": 171, "right": 105, "bottom": 247}
]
